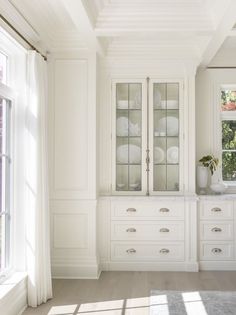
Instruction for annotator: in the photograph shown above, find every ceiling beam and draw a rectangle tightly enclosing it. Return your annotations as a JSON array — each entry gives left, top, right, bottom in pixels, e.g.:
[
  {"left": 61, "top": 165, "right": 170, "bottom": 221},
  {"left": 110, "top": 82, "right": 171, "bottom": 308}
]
[
  {"left": 60, "top": 0, "right": 105, "bottom": 55},
  {"left": 200, "top": 0, "right": 236, "bottom": 66}
]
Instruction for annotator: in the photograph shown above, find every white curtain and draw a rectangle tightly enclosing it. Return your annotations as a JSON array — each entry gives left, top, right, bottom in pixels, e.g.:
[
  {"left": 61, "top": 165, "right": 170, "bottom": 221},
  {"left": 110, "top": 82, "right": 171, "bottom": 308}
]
[{"left": 26, "top": 51, "right": 52, "bottom": 307}]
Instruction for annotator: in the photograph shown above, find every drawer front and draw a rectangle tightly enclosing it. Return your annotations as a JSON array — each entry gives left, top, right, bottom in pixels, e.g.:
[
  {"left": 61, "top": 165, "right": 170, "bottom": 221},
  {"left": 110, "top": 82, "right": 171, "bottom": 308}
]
[
  {"left": 111, "top": 221, "right": 184, "bottom": 241},
  {"left": 200, "top": 242, "right": 234, "bottom": 261},
  {"left": 111, "top": 242, "right": 184, "bottom": 261},
  {"left": 200, "top": 221, "right": 233, "bottom": 241},
  {"left": 111, "top": 202, "right": 184, "bottom": 220},
  {"left": 200, "top": 201, "right": 233, "bottom": 220}
]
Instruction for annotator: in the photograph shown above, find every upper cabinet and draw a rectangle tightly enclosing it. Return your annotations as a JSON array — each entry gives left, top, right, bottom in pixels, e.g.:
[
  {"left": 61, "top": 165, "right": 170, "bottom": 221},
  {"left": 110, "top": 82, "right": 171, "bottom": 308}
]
[{"left": 112, "top": 78, "right": 183, "bottom": 195}]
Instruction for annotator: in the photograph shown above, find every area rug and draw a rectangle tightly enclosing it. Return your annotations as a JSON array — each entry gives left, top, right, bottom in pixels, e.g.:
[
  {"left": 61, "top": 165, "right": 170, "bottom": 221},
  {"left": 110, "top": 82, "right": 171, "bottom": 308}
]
[{"left": 150, "top": 290, "right": 236, "bottom": 315}]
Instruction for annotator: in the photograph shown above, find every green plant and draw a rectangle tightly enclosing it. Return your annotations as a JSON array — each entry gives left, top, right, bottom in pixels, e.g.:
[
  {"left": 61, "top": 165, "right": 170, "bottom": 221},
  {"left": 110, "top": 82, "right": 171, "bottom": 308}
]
[{"left": 199, "top": 155, "right": 219, "bottom": 175}]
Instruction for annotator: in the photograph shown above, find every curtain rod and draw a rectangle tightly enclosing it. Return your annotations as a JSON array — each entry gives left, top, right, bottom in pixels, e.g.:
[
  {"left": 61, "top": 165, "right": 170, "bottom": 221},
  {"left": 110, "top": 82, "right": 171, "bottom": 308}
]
[
  {"left": 207, "top": 66, "right": 236, "bottom": 69},
  {"left": 0, "top": 14, "right": 47, "bottom": 61}
]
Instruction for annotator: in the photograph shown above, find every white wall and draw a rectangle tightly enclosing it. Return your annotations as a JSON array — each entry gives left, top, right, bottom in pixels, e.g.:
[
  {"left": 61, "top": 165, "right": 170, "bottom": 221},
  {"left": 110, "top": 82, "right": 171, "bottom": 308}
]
[{"left": 48, "top": 52, "right": 100, "bottom": 278}]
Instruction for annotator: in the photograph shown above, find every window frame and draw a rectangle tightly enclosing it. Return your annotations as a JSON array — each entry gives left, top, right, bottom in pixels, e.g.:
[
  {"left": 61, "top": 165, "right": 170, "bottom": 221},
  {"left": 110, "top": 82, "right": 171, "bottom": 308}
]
[
  {"left": 0, "top": 82, "right": 14, "bottom": 281},
  {"left": 213, "top": 83, "right": 236, "bottom": 193}
]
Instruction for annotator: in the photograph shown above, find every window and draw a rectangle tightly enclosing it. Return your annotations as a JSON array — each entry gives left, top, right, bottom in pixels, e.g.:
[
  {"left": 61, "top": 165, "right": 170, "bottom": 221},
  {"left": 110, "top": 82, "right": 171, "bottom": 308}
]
[
  {"left": 221, "top": 89, "right": 236, "bottom": 183},
  {"left": 0, "top": 52, "right": 12, "bottom": 275}
]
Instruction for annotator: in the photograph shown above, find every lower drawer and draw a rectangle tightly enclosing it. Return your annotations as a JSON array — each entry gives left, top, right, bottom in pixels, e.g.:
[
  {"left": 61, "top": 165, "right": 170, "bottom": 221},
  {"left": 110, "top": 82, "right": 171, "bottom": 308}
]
[
  {"left": 111, "top": 221, "right": 184, "bottom": 241},
  {"left": 111, "top": 242, "right": 184, "bottom": 262},
  {"left": 200, "top": 242, "right": 234, "bottom": 261}
]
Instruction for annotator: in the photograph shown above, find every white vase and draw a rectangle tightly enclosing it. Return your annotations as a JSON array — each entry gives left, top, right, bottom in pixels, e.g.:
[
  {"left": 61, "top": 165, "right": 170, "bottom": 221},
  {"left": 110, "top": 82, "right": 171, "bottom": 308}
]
[{"left": 197, "top": 166, "right": 208, "bottom": 194}]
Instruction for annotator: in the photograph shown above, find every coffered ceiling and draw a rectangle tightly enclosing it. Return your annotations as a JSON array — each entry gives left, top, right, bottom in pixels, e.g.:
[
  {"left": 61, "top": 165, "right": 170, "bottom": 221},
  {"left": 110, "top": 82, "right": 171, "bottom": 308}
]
[{"left": 1, "top": 0, "right": 236, "bottom": 65}]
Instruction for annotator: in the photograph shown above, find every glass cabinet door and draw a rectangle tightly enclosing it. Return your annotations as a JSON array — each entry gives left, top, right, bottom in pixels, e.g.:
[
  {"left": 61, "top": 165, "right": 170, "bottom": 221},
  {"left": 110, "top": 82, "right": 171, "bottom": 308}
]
[
  {"left": 115, "top": 82, "right": 143, "bottom": 192},
  {"left": 152, "top": 82, "right": 180, "bottom": 192}
]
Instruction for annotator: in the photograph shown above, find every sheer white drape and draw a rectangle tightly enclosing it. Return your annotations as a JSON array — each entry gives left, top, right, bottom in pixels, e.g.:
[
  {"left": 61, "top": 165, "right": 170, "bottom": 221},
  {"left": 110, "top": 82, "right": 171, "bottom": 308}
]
[{"left": 26, "top": 51, "right": 52, "bottom": 307}]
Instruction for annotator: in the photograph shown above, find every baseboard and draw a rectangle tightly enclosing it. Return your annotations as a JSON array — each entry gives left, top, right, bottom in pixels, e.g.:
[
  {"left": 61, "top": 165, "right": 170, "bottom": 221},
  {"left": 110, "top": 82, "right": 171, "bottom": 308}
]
[
  {"left": 52, "top": 262, "right": 100, "bottom": 279},
  {"left": 100, "top": 261, "right": 199, "bottom": 272},
  {"left": 200, "top": 261, "right": 236, "bottom": 271}
]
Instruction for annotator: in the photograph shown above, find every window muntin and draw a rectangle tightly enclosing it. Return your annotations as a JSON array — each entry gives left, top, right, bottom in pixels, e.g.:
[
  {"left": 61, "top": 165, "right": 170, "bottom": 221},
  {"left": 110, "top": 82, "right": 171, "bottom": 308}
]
[{"left": 221, "top": 90, "right": 236, "bottom": 183}]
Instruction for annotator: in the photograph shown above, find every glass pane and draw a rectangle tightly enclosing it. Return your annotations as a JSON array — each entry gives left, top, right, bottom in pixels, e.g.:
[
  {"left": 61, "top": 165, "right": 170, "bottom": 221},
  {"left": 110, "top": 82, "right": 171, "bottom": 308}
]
[
  {"left": 167, "top": 83, "right": 179, "bottom": 109},
  {"left": 129, "top": 110, "right": 141, "bottom": 136},
  {"left": 117, "top": 110, "right": 129, "bottom": 137},
  {"left": 153, "top": 83, "right": 179, "bottom": 191},
  {"left": 221, "top": 90, "right": 236, "bottom": 111},
  {"left": 222, "top": 151, "right": 236, "bottom": 181},
  {"left": 0, "top": 52, "right": 7, "bottom": 84},
  {"left": 154, "top": 83, "right": 166, "bottom": 109},
  {"left": 117, "top": 83, "right": 128, "bottom": 109},
  {"left": 167, "top": 165, "right": 179, "bottom": 190},
  {"left": 129, "top": 83, "right": 142, "bottom": 109},
  {"left": 166, "top": 110, "right": 179, "bottom": 137},
  {"left": 129, "top": 165, "right": 141, "bottom": 191},
  {"left": 154, "top": 165, "right": 166, "bottom": 191},
  {"left": 115, "top": 83, "right": 142, "bottom": 192},
  {"left": 222, "top": 120, "right": 236, "bottom": 150},
  {"left": 154, "top": 137, "right": 166, "bottom": 165},
  {"left": 116, "top": 165, "right": 128, "bottom": 191}
]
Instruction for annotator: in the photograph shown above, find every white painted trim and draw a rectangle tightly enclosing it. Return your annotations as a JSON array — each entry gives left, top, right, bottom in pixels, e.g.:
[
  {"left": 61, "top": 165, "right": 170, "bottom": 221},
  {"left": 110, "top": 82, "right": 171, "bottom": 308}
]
[
  {"left": 52, "top": 263, "right": 101, "bottom": 279},
  {"left": 200, "top": 261, "right": 236, "bottom": 270},
  {"left": 100, "top": 261, "right": 199, "bottom": 272}
]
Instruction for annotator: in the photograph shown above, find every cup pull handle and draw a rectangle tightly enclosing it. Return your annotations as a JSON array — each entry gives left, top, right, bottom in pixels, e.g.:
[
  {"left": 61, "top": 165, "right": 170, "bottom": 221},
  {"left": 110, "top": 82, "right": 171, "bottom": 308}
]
[
  {"left": 126, "top": 248, "right": 136, "bottom": 254},
  {"left": 212, "top": 248, "right": 222, "bottom": 254},
  {"left": 126, "top": 208, "right": 136, "bottom": 213},
  {"left": 126, "top": 228, "right": 136, "bottom": 233},
  {"left": 160, "top": 228, "right": 170, "bottom": 233},
  {"left": 159, "top": 248, "right": 170, "bottom": 254},
  {"left": 211, "top": 207, "right": 222, "bottom": 212},
  {"left": 159, "top": 208, "right": 170, "bottom": 213},
  {"left": 211, "top": 227, "right": 222, "bottom": 232}
]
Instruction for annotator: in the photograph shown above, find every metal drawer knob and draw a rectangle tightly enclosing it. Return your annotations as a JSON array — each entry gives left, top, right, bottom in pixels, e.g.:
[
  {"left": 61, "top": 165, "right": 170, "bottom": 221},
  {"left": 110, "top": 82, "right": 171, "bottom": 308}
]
[
  {"left": 126, "top": 208, "right": 136, "bottom": 213},
  {"left": 159, "top": 208, "right": 170, "bottom": 213},
  {"left": 160, "top": 228, "right": 170, "bottom": 233},
  {"left": 126, "top": 228, "right": 136, "bottom": 233},
  {"left": 212, "top": 248, "right": 222, "bottom": 254},
  {"left": 211, "top": 207, "right": 222, "bottom": 212},
  {"left": 211, "top": 227, "right": 222, "bottom": 232},
  {"left": 159, "top": 248, "right": 170, "bottom": 254},
  {"left": 126, "top": 248, "right": 136, "bottom": 254}
]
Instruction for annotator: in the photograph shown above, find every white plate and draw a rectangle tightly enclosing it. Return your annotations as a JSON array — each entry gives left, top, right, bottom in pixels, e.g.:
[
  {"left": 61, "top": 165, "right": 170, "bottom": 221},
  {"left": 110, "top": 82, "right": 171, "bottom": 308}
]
[
  {"left": 156, "top": 116, "right": 178, "bottom": 136},
  {"left": 154, "top": 147, "right": 165, "bottom": 164},
  {"left": 161, "top": 100, "right": 178, "bottom": 109},
  {"left": 117, "top": 144, "right": 141, "bottom": 164},
  {"left": 117, "top": 100, "right": 128, "bottom": 109},
  {"left": 167, "top": 146, "right": 179, "bottom": 164}
]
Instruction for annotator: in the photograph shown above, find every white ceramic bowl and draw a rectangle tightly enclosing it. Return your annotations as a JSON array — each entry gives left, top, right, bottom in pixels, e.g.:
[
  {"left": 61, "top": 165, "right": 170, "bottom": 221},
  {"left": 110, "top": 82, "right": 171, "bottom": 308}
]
[{"left": 210, "top": 183, "right": 227, "bottom": 194}]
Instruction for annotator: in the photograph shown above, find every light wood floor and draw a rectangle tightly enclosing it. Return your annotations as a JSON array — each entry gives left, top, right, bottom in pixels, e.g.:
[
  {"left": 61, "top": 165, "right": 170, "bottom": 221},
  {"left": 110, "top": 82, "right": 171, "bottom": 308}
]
[{"left": 22, "top": 271, "right": 236, "bottom": 315}]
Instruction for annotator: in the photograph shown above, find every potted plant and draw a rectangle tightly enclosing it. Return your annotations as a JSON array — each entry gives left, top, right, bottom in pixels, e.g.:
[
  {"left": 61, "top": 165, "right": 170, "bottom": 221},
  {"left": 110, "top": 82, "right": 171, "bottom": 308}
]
[
  {"left": 199, "top": 155, "right": 219, "bottom": 175},
  {"left": 197, "top": 154, "right": 219, "bottom": 194}
]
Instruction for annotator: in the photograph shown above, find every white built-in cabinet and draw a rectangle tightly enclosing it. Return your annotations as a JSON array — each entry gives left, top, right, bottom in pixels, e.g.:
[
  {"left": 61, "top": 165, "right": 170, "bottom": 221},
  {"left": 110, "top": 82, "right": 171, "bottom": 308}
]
[
  {"left": 199, "top": 197, "right": 236, "bottom": 270},
  {"left": 112, "top": 79, "right": 183, "bottom": 195}
]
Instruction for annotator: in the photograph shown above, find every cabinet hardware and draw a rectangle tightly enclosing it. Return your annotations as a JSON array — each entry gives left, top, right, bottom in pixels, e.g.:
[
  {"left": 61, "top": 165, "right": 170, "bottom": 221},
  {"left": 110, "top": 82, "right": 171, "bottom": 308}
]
[
  {"left": 159, "top": 208, "right": 170, "bottom": 212},
  {"left": 160, "top": 228, "right": 170, "bottom": 233},
  {"left": 126, "top": 208, "right": 136, "bottom": 212},
  {"left": 160, "top": 248, "right": 170, "bottom": 254},
  {"left": 126, "top": 228, "right": 136, "bottom": 233},
  {"left": 211, "top": 207, "right": 222, "bottom": 212},
  {"left": 211, "top": 227, "right": 222, "bottom": 232},
  {"left": 212, "top": 248, "right": 222, "bottom": 254},
  {"left": 126, "top": 248, "right": 136, "bottom": 254}
]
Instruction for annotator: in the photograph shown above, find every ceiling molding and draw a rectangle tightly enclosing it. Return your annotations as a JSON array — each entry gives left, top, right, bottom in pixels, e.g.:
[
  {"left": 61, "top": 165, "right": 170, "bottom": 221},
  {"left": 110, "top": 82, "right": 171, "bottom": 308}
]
[
  {"left": 60, "top": 0, "right": 105, "bottom": 55},
  {"left": 200, "top": 0, "right": 236, "bottom": 66},
  {"left": 0, "top": 0, "right": 40, "bottom": 44}
]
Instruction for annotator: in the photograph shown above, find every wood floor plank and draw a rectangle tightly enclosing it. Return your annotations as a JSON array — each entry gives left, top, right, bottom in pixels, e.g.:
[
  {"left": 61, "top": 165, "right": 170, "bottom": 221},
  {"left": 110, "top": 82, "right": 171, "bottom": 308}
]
[{"left": 22, "top": 271, "right": 236, "bottom": 315}]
